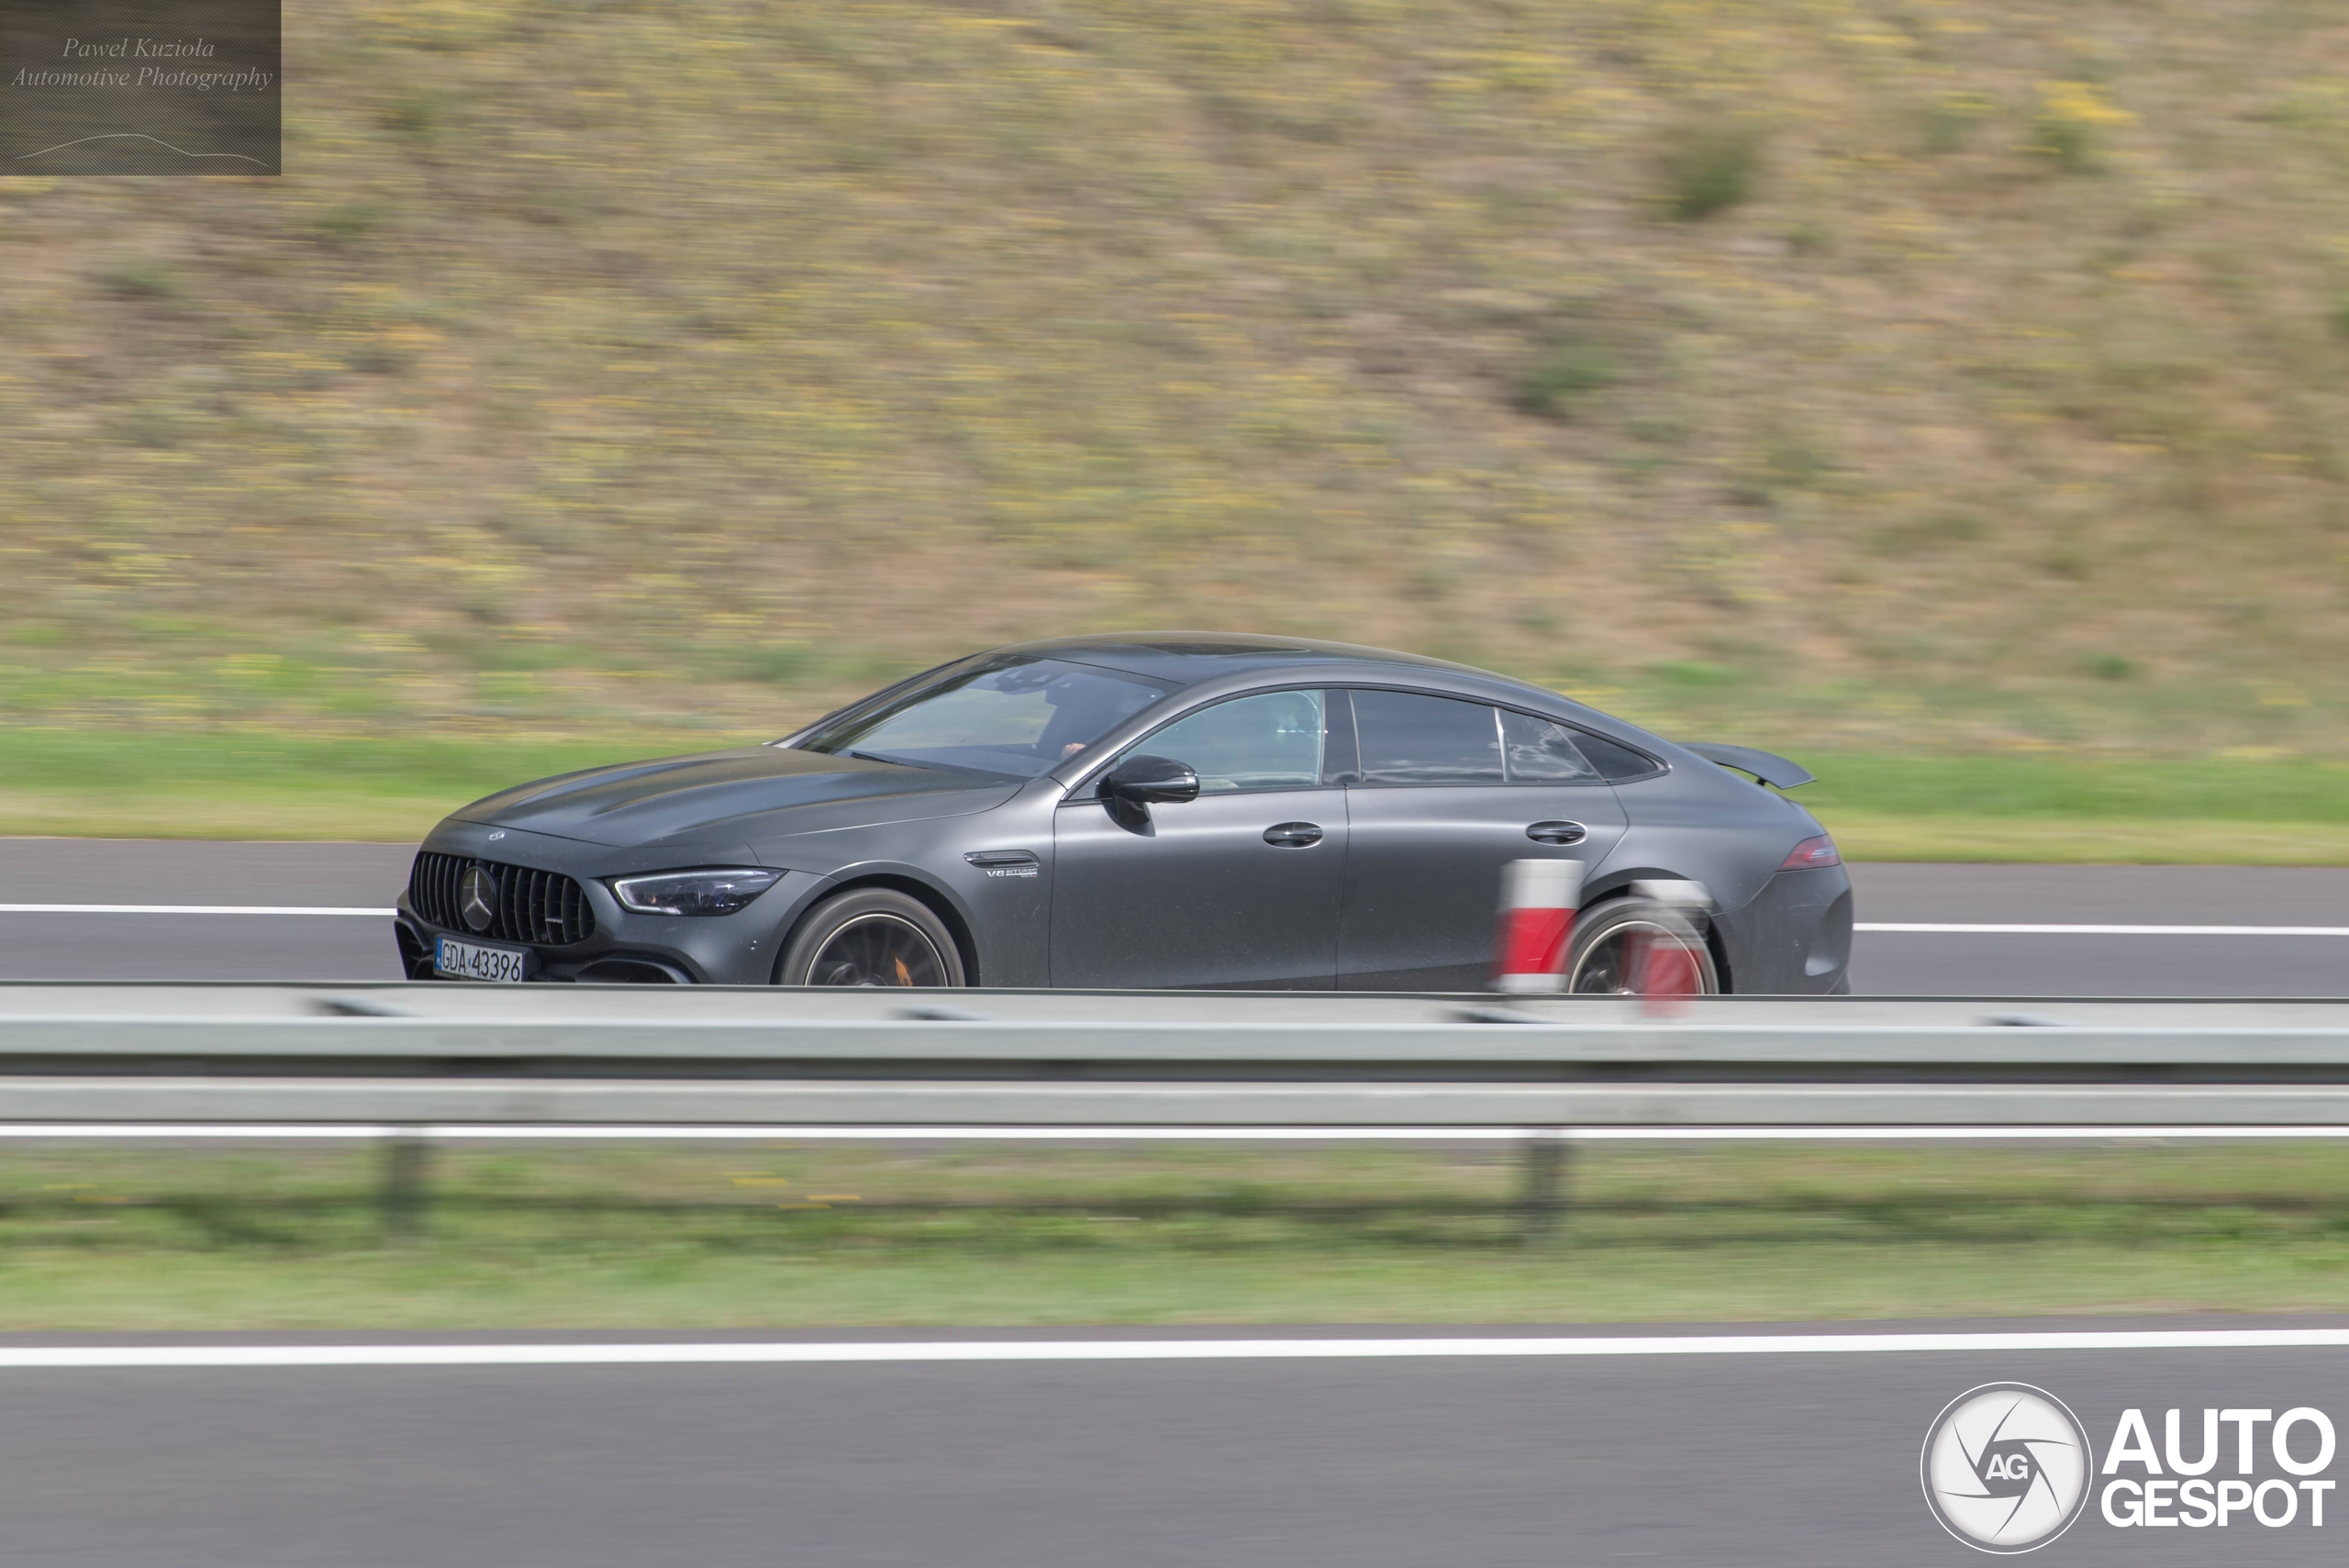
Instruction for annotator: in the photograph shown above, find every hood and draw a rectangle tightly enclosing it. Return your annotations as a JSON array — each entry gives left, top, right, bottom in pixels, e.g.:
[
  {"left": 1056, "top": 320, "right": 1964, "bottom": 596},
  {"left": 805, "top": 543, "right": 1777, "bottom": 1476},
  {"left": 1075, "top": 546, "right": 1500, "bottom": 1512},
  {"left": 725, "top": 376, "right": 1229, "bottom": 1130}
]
[{"left": 451, "top": 746, "right": 1012, "bottom": 848}]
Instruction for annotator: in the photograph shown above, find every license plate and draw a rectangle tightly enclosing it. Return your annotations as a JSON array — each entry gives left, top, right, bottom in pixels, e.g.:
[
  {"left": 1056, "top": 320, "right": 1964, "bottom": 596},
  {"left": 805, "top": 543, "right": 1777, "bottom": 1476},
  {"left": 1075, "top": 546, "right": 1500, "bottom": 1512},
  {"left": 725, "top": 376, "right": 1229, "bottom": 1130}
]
[{"left": 434, "top": 936, "right": 531, "bottom": 983}]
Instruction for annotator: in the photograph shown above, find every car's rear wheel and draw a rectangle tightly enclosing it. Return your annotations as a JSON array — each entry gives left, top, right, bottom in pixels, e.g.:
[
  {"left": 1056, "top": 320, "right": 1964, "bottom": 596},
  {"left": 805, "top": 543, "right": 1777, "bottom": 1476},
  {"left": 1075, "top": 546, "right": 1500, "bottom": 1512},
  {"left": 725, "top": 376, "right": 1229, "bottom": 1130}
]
[
  {"left": 1564, "top": 897, "right": 1721, "bottom": 995},
  {"left": 776, "top": 889, "right": 965, "bottom": 987}
]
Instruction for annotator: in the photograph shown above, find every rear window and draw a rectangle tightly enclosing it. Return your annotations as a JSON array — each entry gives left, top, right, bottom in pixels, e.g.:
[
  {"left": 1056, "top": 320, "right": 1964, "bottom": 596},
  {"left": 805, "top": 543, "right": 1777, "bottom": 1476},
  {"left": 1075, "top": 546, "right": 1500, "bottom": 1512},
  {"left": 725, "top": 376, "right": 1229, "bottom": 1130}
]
[
  {"left": 1499, "top": 710, "right": 1600, "bottom": 783},
  {"left": 1352, "top": 690, "right": 1503, "bottom": 785},
  {"left": 1574, "top": 729, "right": 1662, "bottom": 781}
]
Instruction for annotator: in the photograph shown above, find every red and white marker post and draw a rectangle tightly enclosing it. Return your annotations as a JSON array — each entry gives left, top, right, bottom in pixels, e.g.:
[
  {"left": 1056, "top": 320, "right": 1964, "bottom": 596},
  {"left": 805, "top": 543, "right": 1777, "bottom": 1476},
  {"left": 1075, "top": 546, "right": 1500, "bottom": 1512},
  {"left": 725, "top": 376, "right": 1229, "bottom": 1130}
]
[
  {"left": 1492, "top": 860, "right": 1587, "bottom": 994},
  {"left": 1629, "top": 878, "right": 1711, "bottom": 1015}
]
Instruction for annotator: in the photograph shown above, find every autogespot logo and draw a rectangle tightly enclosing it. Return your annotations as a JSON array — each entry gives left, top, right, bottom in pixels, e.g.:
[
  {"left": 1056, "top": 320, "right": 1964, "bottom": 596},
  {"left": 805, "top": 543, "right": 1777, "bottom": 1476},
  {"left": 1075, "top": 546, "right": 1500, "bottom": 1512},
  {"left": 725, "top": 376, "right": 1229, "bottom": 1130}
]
[{"left": 1921, "top": 1384, "right": 2093, "bottom": 1553}]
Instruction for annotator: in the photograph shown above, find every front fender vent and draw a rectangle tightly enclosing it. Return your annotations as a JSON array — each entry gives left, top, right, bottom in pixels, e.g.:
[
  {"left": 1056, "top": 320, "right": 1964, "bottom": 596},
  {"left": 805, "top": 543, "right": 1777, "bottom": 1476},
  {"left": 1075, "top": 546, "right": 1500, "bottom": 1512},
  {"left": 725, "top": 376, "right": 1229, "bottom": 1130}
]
[{"left": 409, "top": 852, "right": 596, "bottom": 946}]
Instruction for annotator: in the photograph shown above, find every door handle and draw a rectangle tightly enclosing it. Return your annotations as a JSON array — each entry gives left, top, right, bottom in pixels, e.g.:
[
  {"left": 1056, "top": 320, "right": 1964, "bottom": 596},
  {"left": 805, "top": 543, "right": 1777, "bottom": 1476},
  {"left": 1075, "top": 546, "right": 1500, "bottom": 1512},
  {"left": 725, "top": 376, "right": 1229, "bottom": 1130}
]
[
  {"left": 1525, "top": 820, "right": 1587, "bottom": 846},
  {"left": 1264, "top": 822, "right": 1324, "bottom": 848}
]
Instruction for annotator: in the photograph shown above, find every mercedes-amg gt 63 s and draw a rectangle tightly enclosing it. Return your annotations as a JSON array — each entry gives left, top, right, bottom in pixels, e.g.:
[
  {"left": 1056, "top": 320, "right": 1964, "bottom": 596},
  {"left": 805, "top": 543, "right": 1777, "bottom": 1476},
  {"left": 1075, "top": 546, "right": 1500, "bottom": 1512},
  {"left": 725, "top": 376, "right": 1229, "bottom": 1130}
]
[{"left": 395, "top": 634, "right": 1853, "bottom": 992}]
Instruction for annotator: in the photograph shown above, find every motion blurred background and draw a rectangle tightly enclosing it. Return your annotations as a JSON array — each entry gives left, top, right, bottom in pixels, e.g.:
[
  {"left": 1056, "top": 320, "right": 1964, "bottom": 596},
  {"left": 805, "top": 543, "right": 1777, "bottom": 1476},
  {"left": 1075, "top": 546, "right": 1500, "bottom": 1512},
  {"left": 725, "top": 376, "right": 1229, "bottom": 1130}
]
[
  {"left": 4, "top": 0, "right": 2347, "bottom": 858},
  {"left": 10, "top": 0, "right": 2349, "bottom": 1373}
]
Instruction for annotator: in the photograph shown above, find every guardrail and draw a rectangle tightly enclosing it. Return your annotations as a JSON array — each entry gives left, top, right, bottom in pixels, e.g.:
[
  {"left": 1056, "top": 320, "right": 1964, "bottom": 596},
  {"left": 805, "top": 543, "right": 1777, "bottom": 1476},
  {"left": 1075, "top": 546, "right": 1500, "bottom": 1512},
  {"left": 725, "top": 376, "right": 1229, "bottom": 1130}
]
[{"left": 8, "top": 984, "right": 2349, "bottom": 1237}]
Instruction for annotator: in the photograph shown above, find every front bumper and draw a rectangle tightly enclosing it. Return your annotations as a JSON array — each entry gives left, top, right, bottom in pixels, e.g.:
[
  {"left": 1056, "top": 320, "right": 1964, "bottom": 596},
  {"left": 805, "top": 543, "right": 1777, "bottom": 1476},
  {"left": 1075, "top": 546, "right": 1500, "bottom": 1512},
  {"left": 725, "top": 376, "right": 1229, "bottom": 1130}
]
[
  {"left": 395, "top": 915, "right": 698, "bottom": 984},
  {"left": 394, "top": 884, "right": 809, "bottom": 983},
  {"left": 393, "top": 824, "right": 816, "bottom": 984}
]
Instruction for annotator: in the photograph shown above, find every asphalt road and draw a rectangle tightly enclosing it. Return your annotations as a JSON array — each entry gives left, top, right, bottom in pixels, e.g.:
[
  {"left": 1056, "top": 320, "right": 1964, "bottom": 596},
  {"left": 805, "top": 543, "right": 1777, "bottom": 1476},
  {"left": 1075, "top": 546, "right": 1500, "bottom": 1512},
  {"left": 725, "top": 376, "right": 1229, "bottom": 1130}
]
[
  {"left": 3, "top": 844, "right": 2345, "bottom": 1563},
  {"left": 1, "top": 840, "right": 2344, "bottom": 994},
  {"left": 4, "top": 1324, "right": 2347, "bottom": 1566},
  {"left": 1852, "top": 863, "right": 2349, "bottom": 996},
  {"left": 0, "top": 839, "right": 414, "bottom": 985}
]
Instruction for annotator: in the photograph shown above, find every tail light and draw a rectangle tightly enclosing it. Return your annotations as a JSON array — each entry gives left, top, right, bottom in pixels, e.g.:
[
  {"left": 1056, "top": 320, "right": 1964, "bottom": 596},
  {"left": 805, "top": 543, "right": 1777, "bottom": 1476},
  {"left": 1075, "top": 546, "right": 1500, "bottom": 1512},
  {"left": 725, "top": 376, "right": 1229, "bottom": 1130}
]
[{"left": 1778, "top": 834, "right": 1841, "bottom": 871}]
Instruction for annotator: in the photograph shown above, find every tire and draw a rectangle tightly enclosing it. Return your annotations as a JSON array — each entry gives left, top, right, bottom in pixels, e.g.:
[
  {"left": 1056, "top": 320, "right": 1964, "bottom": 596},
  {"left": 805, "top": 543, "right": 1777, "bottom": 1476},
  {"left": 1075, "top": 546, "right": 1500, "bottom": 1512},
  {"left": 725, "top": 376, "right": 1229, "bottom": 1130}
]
[
  {"left": 1564, "top": 897, "right": 1722, "bottom": 995},
  {"left": 775, "top": 888, "right": 966, "bottom": 988}
]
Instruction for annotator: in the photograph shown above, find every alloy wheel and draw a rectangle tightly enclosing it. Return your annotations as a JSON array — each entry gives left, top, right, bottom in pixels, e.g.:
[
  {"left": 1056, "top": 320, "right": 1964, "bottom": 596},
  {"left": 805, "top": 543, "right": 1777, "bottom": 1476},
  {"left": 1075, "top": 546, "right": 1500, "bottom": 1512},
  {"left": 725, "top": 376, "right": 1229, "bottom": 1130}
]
[
  {"left": 1568, "top": 920, "right": 1710, "bottom": 995},
  {"left": 805, "top": 913, "right": 950, "bottom": 987}
]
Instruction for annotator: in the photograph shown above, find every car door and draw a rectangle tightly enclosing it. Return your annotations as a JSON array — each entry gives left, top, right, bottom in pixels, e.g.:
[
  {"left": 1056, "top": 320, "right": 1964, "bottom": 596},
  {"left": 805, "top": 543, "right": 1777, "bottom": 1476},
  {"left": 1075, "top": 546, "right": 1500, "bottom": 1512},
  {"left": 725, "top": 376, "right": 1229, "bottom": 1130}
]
[
  {"left": 1052, "top": 688, "right": 1347, "bottom": 989},
  {"left": 1336, "top": 689, "right": 1629, "bottom": 991}
]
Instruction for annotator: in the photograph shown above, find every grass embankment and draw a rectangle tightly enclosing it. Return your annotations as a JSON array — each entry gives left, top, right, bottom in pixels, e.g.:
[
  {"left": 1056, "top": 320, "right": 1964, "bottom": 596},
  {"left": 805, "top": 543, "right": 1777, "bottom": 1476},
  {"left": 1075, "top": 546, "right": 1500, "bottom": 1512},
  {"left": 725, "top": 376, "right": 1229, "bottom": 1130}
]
[
  {"left": 5, "top": 730, "right": 2345, "bottom": 862},
  {"left": 4, "top": 0, "right": 2348, "bottom": 758},
  {"left": 7, "top": 1143, "right": 2349, "bottom": 1330}
]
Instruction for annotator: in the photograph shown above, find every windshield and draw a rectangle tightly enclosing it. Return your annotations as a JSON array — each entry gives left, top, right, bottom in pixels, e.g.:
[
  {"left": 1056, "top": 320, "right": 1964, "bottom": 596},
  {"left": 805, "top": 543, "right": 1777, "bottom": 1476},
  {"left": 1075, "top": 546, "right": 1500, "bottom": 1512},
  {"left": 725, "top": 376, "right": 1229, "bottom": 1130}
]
[{"left": 797, "top": 656, "right": 1171, "bottom": 778}]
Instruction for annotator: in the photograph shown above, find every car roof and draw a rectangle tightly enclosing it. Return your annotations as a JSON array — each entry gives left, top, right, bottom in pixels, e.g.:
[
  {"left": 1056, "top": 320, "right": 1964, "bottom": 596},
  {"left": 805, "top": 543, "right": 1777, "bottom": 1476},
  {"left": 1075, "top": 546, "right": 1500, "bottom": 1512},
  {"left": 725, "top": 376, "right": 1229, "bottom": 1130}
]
[
  {"left": 783, "top": 630, "right": 1683, "bottom": 773},
  {"left": 994, "top": 631, "right": 1494, "bottom": 686}
]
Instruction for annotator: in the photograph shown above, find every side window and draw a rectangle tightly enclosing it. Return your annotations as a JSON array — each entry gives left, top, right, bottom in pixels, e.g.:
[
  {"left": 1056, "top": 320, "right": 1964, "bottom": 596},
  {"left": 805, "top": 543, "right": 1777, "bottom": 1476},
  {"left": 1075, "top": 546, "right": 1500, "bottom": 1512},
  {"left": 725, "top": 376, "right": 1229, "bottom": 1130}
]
[
  {"left": 1575, "top": 729, "right": 1663, "bottom": 781},
  {"left": 1500, "top": 710, "right": 1600, "bottom": 783},
  {"left": 1352, "top": 690, "right": 1504, "bottom": 785},
  {"left": 1132, "top": 689, "right": 1327, "bottom": 794}
]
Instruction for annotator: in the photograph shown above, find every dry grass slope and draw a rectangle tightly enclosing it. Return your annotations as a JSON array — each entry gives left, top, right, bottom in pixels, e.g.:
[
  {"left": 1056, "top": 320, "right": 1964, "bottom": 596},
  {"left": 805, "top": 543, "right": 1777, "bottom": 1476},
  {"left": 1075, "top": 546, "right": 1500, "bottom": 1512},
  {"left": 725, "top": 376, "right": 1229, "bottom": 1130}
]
[{"left": 4, "top": 0, "right": 2346, "bottom": 755}]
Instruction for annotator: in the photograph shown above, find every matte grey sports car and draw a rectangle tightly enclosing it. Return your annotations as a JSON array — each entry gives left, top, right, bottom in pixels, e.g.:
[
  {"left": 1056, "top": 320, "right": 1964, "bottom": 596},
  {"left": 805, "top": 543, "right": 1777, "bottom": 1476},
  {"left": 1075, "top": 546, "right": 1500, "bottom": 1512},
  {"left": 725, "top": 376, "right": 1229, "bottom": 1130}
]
[{"left": 395, "top": 634, "right": 1853, "bottom": 992}]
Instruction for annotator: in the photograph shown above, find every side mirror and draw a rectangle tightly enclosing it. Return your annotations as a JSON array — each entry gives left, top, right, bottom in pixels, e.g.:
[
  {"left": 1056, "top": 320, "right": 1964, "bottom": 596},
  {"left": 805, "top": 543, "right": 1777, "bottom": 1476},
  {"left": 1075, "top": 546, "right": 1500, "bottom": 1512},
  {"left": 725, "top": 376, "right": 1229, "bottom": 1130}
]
[{"left": 1101, "top": 754, "right": 1200, "bottom": 815}]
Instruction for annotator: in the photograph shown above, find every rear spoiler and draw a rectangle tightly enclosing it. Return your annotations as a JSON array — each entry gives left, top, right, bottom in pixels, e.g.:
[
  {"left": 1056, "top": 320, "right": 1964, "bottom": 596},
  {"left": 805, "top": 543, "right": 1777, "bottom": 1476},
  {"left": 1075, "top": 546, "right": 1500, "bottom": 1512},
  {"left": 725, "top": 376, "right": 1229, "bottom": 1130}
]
[{"left": 1685, "top": 743, "right": 1815, "bottom": 790}]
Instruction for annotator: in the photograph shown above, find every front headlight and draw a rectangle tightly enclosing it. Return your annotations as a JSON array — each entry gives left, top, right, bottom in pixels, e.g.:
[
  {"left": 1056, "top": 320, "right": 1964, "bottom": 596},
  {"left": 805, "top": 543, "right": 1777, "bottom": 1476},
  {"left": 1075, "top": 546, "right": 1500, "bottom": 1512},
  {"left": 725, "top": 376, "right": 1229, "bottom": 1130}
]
[{"left": 610, "top": 868, "right": 784, "bottom": 917}]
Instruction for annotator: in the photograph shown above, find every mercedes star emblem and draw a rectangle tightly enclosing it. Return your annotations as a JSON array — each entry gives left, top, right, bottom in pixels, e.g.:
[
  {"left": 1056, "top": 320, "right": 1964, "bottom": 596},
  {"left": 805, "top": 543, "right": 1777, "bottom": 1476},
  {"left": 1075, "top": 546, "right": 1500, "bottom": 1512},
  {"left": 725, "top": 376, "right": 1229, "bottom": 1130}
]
[{"left": 459, "top": 865, "right": 497, "bottom": 933}]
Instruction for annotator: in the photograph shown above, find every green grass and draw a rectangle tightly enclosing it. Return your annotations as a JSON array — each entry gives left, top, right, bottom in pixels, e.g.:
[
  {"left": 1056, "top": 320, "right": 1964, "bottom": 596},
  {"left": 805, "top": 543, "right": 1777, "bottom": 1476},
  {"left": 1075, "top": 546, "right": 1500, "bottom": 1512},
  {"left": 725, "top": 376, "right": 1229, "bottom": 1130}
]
[
  {"left": 1820, "top": 815, "right": 2349, "bottom": 865},
  {"left": 7, "top": 1142, "right": 2349, "bottom": 1330},
  {"left": 0, "top": 729, "right": 711, "bottom": 840},
  {"left": 4, "top": 729, "right": 2343, "bottom": 860},
  {"left": 1797, "top": 751, "right": 2349, "bottom": 863},
  {"left": 1801, "top": 752, "right": 2349, "bottom": 823}
]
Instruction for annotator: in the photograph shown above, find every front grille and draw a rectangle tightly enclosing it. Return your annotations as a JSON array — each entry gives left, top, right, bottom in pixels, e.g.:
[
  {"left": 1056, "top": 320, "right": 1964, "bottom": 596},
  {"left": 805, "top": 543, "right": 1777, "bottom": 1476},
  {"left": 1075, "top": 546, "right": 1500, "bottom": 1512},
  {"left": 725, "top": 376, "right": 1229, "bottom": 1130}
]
[{"left": 408, "top": 851, "right": 596, "bottom": 946}]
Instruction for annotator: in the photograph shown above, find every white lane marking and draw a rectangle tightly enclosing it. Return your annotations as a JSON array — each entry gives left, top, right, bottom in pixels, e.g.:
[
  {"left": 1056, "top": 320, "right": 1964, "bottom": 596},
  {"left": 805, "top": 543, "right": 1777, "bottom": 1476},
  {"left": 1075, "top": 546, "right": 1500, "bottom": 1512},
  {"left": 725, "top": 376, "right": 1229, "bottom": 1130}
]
[
  {"left": 7, "top": 1329, "right": 2349, "bottom": 1369},
  {"left": 0, "top": 905, "right": 395, "bottom": 917},
  {"left": 1859, "top": 922, "right": 2349, "bottom": 936},
  {"left": 5, "top": 1124, "right": 2349, "bottom": 1142}
]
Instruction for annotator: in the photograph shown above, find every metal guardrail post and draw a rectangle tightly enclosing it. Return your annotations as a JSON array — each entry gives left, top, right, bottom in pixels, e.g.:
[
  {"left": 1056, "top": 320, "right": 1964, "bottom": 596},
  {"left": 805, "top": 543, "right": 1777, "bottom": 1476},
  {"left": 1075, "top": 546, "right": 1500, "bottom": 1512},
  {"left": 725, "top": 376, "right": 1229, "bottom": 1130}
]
[
  {"left": 1518, "top": 1129, "right": 1567, "bottom": 1246},
  {"left": 382, "top": 1129, "right": 431, "bottom": 1240}
]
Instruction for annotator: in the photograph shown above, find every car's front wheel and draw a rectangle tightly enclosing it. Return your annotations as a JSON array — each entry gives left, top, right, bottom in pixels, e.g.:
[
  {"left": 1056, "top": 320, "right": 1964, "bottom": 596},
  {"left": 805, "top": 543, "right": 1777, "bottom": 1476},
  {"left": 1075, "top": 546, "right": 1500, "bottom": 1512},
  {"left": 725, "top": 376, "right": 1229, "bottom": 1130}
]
[
  {"left": 775, "top": 888, "right": 965, "bottom": 987},
  {"left": 1564, "top": 897, "right": 1722, "bottom": 995}
]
